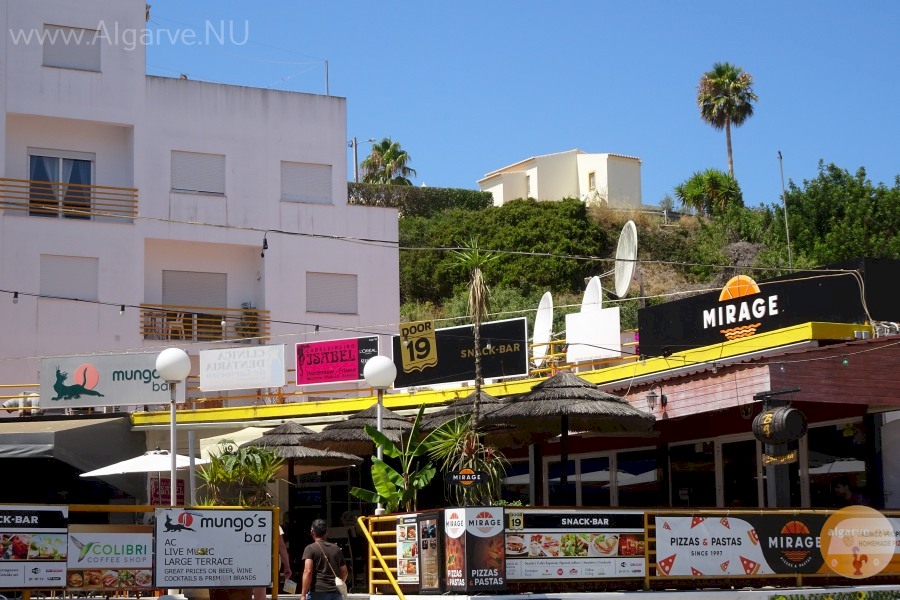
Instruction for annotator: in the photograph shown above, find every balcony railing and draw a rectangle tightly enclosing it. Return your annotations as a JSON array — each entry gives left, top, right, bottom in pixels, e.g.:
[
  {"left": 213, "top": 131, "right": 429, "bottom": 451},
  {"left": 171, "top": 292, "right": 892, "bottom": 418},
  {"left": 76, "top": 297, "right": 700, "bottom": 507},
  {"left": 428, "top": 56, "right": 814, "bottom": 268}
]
[
  {"left": 0, "top": 178, "right": 138, "bottom": 221},
  {"left": 140, "top": 304, "right": 271, "bottom": 343}
]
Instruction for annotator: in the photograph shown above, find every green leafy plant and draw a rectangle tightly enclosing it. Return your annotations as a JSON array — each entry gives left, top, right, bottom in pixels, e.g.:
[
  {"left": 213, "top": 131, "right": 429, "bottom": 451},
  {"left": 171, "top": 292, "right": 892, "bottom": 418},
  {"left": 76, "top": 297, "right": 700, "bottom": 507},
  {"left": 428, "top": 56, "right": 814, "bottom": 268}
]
[
  {"left": 349, "top": 406, "right": 436, "bottom": 513},
  {"left": 196, "top": 439, "right": 285, "bottom": 507},
  {"left": 424, "top": 414, "right": 509, "bottom": 507},
  {"left": 235, "top": 302, "right": 259, "bottom": 341}
]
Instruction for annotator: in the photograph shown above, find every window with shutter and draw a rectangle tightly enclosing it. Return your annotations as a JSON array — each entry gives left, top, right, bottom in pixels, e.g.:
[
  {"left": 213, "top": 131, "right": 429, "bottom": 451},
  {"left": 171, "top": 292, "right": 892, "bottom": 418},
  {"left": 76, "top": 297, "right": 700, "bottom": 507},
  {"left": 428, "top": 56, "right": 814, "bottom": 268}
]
[
  {"left": 171, "top": 151, "right": 226, "bottom": 194},
  {"left": 161, "top": 271, "right": 227, "bottom": 308},
  {"left": 306, "top": 272, "right": 358, "bottom": 314},
  {"left": 42, "top": 25, "right": 101, "bottom": 72},
  {"left": 281, "top": 162, "right": 332, "bottom": 204},
  {"left": 40, "top": 255, "right": 99, "bottom": 301}
]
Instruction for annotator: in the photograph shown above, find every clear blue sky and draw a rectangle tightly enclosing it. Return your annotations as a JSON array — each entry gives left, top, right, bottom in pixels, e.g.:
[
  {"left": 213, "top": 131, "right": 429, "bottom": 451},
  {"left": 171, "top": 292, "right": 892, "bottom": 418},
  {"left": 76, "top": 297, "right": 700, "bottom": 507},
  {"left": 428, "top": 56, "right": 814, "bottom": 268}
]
[{"left": 145, "top": 1, "right": 899, "bottom": 208}]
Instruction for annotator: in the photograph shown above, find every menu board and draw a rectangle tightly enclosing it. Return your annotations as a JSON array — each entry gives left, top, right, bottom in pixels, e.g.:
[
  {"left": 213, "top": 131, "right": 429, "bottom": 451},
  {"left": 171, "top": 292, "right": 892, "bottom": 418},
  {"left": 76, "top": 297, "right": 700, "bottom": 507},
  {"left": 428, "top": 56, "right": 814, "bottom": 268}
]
[
  {"left": 395, "top": 514, "right": 419, "bottom": 583},
  {"left": 504, "top": 509, "right": 645, "bottom": 580},
  {"left": 418, "top": 515, "right": 441, "bottom": 592},
  {"left": 0, "top": 505, "right": 68, "bottom": 589},
  {"left": 445, "top": 506, "right": 505, "bottom": 593},
  {"left": 66, "top": 525, "right": 153, "bottom": 592},
  {"left": 154, "top": 508, "right": 273, "bottom": 589}
]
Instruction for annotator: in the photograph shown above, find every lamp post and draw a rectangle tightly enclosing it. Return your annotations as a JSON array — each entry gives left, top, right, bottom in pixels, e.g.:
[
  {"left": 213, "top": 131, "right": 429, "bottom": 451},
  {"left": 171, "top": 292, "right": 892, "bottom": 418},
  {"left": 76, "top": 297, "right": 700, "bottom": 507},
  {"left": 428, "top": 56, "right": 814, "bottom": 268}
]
[
  {"left": 155, "top": 348, "right": 191, "bottom": 506},
  {"left": 349, "top": 137, "right": 376, "bottom": 183},
  {"left": 363, "top": 355, "right": 396, "bottom": 515},
  {"left": 155, "top": 348, "right": 191, "bottom": 600}
]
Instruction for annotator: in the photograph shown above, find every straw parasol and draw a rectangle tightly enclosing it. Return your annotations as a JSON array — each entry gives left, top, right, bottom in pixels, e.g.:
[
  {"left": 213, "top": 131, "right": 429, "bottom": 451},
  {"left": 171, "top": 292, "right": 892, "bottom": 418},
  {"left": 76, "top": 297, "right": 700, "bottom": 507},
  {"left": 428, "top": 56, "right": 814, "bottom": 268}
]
[
  {"left": 241, "top": 421, "right": 361, "bottom": 475},
  {"left": 420, "top": 390, "right": 506, "bottom": 430},
  {"left": 421, "top": 390, "right": 540, "bottom": 448},
  {"left": 482, "top": 371, "right": 656, "bottom": 494},
  {"left": 300, "top": 403, "right": 413, "bottom": 457}
]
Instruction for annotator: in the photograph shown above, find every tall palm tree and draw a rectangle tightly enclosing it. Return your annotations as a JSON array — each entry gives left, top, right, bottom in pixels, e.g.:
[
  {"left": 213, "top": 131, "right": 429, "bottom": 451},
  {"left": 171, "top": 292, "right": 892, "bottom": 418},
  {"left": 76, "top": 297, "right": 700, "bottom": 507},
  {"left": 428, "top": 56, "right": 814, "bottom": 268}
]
[
  {"left": 450, "top": 239, "right": 498, "bottom": 429},
  {"left": 361, "top": 137, "right": 417, "bottom": 185},
  {"left": 697, "top": 62, "right": 758, "bottom": 177}
]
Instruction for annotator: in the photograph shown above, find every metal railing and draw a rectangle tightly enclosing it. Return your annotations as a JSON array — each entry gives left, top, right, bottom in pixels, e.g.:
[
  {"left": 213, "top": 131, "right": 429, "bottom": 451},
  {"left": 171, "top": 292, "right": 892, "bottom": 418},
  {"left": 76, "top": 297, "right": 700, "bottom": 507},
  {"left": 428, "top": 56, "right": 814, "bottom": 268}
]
[
  {"left": 140, "top": 304, "right": 271, "bottom": 343},
  {"left": 357, "top": 514, "right": 406, "bottom": 598},
  {"left": 0, "top": 177, "right": 138, "bottom": 221}
]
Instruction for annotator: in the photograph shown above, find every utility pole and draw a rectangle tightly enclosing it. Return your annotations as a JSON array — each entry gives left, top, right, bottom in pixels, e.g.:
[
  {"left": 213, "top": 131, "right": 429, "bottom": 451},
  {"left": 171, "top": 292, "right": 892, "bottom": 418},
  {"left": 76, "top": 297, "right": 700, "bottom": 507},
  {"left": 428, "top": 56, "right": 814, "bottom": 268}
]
[
  {"left": 352, "top": 137, "right": 359, "bottom": 184},
  {"left": 778, "top": 151, "right": 793, "bottom": 270},
  {"left": 350, "top": 137, "right": 376, "bottom": 184}
]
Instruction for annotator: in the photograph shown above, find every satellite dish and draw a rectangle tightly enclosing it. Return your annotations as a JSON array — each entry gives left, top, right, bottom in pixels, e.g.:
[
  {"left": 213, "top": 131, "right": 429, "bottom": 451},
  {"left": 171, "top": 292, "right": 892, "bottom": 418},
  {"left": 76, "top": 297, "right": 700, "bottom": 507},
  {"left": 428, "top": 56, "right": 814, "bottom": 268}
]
[
  {"left": 614, "top": 220, "right": 638, "bottom": 299},
  {"left": 532, "top": 292, "right": 554, "bottom": 368},
  {"left": 581, "top": 276, "right": 602, "bottom": 312}
]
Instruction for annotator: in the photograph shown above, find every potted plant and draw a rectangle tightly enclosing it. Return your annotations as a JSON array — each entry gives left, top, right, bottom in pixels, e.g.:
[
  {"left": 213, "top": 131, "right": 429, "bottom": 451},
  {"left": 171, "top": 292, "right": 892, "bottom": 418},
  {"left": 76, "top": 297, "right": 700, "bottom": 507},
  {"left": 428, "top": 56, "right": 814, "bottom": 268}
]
[
  {"left": 235, "top": 302, "right": 260, "bottom": 342},
  {"left": 196, "top": 440, "right": 286, "bottom": 600}
]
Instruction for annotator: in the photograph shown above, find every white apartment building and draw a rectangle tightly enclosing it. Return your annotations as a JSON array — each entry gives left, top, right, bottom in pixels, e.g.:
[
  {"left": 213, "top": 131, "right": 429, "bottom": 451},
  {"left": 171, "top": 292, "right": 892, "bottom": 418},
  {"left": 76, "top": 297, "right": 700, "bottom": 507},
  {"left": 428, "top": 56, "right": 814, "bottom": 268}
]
[
  {"left": 478, "top": 149, "right": 642, "bottom": 208},
  {"left": 0, "top": 0, "right": 399, "bottom": 408}
]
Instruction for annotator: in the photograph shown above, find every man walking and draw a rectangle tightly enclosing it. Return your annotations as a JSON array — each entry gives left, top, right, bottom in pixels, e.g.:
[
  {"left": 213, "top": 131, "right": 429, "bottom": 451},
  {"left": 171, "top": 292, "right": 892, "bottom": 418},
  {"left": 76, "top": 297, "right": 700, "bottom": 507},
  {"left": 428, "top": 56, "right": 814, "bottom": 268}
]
[{"left": 300, "top": 519, "right": 348, "bottom": 600}]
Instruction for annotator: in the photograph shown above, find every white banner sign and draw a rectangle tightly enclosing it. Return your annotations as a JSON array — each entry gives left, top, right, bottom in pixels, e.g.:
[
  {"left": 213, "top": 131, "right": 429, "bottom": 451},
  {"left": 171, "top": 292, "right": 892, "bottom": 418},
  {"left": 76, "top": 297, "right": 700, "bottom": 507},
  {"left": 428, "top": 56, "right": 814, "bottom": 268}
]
[
  {"left": 154, "top": 508, "right": 274, "bottom": 589},
  {"left": 200, "top": 345, "right": 286, "bottom": 392}
]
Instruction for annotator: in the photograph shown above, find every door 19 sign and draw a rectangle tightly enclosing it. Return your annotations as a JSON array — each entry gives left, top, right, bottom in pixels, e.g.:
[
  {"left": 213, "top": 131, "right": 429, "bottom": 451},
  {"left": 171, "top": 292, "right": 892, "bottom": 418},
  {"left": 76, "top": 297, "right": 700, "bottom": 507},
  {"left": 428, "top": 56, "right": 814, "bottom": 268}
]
[{"left": 400, "top": 320, "right": 438, "bottom": 373}]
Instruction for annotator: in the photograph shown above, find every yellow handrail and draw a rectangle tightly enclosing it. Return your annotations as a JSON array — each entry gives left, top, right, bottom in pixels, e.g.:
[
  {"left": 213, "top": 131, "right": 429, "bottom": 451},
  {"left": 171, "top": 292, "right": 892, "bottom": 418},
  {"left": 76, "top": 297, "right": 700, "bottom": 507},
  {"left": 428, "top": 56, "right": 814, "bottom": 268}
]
[{"left": 357, "top": 514, "right": 406, "bottom": 600}]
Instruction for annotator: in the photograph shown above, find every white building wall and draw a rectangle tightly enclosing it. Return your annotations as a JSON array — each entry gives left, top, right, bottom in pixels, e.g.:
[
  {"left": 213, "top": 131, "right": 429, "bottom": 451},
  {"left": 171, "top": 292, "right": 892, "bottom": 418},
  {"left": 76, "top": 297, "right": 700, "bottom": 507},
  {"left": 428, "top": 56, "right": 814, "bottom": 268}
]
[
  {"left": 0, "top": 0, "right": 399, "bottom": 404},
  {"left": 606, "top": 155, "right": 642, "bottom": 208},
  {"left": 576, "top": 154, "right": 609, "bottom": 201},
  {"left": 480, "top": 150, "right": 641, "bottom": 207},
  {"left": 3, "top": 0, "right": 147, "bottom": 124},
  {"left": 534, "top": 151, "right": 578, "bottom": 201}
]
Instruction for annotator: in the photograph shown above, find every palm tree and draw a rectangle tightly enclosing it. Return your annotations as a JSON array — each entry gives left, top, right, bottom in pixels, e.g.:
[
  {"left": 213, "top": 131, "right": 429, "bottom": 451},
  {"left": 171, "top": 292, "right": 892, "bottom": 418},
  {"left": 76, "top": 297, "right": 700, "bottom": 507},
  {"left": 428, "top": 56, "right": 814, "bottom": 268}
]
[
  {"left": 361, "top": 138, "right": 417, "bottom": 185},
  {"left": 697, "top": 62, "right": 758, "bottom": 177},
  {"left": 450, "top": 238, "right": 498, "bottom": 429},
  {"left": 674, "top": 168, "right": 743, "bottom": 217}
]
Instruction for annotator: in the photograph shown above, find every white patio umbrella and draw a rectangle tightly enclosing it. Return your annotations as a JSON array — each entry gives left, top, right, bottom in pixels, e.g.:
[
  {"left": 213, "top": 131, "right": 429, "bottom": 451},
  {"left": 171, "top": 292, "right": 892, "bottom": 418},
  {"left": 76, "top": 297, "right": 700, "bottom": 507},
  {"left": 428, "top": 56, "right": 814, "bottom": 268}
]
[{"left": 79, "top": 449, "right": 208, "bottom": 478}]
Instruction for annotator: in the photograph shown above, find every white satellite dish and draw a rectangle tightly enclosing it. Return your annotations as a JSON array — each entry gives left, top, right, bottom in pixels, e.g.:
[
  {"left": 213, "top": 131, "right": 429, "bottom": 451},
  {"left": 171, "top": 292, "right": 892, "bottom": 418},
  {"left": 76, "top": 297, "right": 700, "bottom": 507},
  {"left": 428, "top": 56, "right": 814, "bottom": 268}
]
[
  {"left": 614, "top": 220, "right": 638, "bottom": 299},
  {"left": 581, "top": 276, "right": 602, "bottom": 312},
  {"left": 532, "top": 292, "right": 554, "bottom": 368}
]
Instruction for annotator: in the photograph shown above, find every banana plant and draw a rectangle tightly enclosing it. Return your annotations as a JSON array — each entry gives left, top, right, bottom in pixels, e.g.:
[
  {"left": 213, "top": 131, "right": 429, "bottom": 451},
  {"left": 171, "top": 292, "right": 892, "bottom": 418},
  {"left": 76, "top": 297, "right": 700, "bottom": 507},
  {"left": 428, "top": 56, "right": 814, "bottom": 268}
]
[{"left": 350, "top": 405, "right": 436, "bottom": 513}]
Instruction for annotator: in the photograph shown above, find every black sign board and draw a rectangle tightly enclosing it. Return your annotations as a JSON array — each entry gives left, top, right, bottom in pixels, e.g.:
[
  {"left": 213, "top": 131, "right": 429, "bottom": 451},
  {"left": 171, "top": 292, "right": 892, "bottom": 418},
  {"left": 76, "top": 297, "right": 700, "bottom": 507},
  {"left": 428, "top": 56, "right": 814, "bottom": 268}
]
[
  {"left": 444, "top": 470, "right": 484, "bottom": 486},
  {"left": 391, "top": 318, "right": 528, "bottom": 388},
  {"left": 637, "top": 265, "right": 877, "bottom": 358}
]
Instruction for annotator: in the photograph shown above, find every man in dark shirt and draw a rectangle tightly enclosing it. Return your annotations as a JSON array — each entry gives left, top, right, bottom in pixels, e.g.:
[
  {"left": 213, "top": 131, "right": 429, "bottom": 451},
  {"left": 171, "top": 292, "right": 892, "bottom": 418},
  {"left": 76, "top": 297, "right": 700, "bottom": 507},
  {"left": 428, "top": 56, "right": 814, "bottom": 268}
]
[{"left": 301, "top": 519, "right": 348, "bottom": 600}]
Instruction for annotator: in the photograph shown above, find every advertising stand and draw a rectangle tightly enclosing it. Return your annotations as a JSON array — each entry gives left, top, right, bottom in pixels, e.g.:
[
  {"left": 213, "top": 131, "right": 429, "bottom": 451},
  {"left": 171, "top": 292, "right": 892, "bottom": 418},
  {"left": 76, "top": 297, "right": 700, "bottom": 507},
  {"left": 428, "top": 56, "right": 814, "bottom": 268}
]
[
  {"left": 395, "top": 514, "right": 419, "bottom": 584},
  {"left": 416, "top": 510, "right": 444, "bottom": 593},
  {"left": 444, "top": 507, "right": 506, "bottom": 593}
]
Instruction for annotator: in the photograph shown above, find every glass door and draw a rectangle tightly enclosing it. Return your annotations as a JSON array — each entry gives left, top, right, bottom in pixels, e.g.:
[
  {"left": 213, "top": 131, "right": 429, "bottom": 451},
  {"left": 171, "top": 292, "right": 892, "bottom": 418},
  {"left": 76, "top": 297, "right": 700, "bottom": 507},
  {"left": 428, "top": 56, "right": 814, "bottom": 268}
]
[
  {"left": 717, "top": 437, "right": 762, "bottom": 508},
  {"left": 669, "top": 440, "right": 716, "bottom": 507}
]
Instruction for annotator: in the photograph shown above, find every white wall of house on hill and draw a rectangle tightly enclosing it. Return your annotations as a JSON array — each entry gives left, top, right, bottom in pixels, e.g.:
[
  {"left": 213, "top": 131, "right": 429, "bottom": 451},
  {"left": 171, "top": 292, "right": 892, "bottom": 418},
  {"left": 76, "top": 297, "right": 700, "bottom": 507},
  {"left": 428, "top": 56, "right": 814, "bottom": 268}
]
[{"left": 479, "top": 149, "right": 641, "bottom": 208}]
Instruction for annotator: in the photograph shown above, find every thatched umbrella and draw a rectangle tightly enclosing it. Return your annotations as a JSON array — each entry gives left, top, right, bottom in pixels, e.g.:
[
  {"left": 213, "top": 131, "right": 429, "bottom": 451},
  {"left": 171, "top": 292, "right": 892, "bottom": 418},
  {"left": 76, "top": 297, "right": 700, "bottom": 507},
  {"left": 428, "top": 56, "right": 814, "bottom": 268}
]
[
  {"left": 420, "top": 390, "right": 506, "bottom": 430},
  {"left": 300, "top": 403, "right": 413, "bottom": 457},
  {"left": 241, "top": 421, "right": 361, "bottom": 475},
  {"left": 482, "top": 371, "right": 656, "bottom": 495},
  {"left": 421, "top": 390, "right": 540, "bottom": 448}
]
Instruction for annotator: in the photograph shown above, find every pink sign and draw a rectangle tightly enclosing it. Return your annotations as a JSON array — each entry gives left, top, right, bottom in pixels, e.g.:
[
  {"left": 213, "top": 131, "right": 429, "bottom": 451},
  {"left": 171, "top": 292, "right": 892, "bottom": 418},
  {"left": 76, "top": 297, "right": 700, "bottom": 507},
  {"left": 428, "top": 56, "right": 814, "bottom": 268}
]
[
  {"left": 295, "top": 336, "right": 379, "bottom": 386},
  {"left": 150, "top": 478, "right": 185, "bottom": 505}
]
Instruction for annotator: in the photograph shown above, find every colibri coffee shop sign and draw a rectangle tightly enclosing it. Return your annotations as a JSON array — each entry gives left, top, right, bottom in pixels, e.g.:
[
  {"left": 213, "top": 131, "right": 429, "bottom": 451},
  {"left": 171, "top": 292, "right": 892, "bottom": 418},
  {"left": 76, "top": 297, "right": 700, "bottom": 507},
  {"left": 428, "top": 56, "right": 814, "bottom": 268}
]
[{"left": 39, "top": 353, "right": 178, "bottom": 409}]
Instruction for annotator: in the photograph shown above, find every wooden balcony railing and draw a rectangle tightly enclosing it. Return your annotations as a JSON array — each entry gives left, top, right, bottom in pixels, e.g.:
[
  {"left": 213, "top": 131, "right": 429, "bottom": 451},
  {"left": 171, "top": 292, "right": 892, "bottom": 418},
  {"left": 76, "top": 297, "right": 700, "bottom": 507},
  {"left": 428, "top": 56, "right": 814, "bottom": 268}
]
[
  {"left": 0, "top": 177, "right": 138, "bottom": 221},
  {"left": 140, "top": 304, "right": 271, "bottom": 343}
]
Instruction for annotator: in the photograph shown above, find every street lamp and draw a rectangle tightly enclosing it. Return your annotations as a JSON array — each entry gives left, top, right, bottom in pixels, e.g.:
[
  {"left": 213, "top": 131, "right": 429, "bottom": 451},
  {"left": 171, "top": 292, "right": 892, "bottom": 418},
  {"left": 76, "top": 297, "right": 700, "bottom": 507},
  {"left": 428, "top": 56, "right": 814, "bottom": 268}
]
[
  {"left": 349, "top": 137, "right": 376, "bottom": 183},
  {"left": 363, "top": 355, "right": 396, "bottom": 515},
  {"left": 155, "top": 348, "right": 191, "bottom": 506}
]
